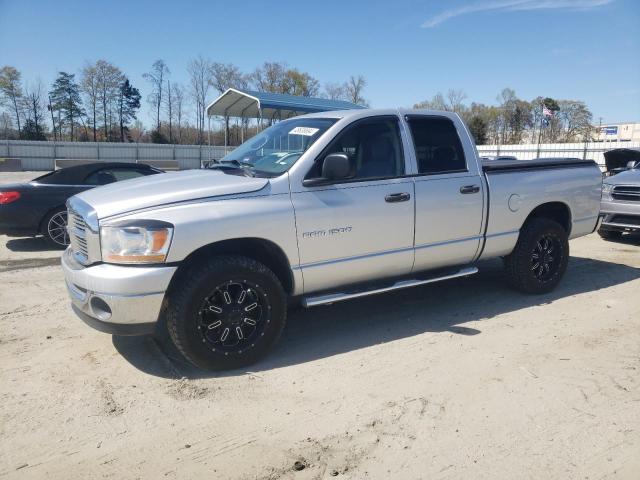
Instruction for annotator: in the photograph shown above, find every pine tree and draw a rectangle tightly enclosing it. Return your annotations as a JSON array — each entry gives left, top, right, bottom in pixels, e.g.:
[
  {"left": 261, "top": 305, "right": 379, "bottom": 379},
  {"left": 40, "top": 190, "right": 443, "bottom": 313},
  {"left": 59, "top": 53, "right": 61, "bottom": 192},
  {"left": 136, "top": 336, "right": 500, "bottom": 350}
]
[
  {"left": 49, "top": 72, "right": 84, "bottom": 141},
  {"left": 117, "top": 78, "right": 141, "bottom": 142}
]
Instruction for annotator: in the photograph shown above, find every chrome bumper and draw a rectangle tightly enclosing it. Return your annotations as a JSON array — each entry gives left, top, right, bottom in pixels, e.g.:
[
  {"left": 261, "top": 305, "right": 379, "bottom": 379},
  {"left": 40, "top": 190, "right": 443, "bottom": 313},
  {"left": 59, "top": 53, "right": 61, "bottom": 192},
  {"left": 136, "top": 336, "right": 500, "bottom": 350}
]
[
  {"left": 600, "top": 198, "right": 640, "bottom": 232},
  {"left": 61, "top": 248, "right": 177, "bottom": 335}
]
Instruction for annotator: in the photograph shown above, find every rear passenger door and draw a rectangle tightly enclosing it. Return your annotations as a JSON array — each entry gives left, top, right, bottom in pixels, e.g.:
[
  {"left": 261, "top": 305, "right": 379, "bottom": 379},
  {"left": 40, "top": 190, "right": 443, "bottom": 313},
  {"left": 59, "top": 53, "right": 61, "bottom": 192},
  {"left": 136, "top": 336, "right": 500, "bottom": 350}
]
[{"left": 406, "top": 115, "right": 484, "bottom": 272}]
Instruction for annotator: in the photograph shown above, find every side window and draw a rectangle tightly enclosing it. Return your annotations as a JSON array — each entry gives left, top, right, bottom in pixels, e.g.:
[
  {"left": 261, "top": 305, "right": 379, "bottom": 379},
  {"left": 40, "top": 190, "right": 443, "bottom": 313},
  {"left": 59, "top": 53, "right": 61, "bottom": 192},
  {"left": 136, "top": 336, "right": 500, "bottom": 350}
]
[
  {"left": 85, "top": 168, "right": 148, "bottom": 185},
  {"left": 309, "top": 117, "right": 405, "bottom": 181},
  {"left": 109, "top": 168, "right": 149, "bottom": 181},
  {"left": 407, "top": 117, "right": 467, "bottom": 175},
  {"left": 85, "top": 169, "right": 117, "bottom": 185}
]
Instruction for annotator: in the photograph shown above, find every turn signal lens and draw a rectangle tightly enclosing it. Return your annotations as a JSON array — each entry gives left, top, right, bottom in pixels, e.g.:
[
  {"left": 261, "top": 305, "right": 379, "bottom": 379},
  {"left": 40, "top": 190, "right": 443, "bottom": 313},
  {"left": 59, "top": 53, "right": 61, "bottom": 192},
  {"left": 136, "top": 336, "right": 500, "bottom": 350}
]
[{"left": 0, "top": 191, "right": 21, "bottom": 204}]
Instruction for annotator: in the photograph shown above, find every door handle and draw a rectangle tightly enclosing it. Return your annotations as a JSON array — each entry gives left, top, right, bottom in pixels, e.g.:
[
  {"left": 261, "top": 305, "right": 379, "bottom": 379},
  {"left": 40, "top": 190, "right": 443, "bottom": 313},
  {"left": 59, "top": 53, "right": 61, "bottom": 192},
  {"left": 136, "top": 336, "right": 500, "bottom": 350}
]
[
  {"left": 385, "top": 192, "right": 411, "bottom": 203},
  {"left": 460, "top": 185, "right": 480, "bottom": 194}
]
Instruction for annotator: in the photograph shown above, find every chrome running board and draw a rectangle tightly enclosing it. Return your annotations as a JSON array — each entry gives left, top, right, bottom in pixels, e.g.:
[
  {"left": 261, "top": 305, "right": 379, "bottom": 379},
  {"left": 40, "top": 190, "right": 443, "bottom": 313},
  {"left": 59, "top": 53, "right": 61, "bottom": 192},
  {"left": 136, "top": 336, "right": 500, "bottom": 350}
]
[{"left": 302, "top": 267, "right": 478, "bottom": 308}]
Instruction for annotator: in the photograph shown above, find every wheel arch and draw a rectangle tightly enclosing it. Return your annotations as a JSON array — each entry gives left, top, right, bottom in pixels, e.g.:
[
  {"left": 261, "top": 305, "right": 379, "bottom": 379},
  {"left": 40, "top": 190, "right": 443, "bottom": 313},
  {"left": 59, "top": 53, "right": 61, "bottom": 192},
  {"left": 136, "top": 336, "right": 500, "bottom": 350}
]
[
  {"left": 523, "top": 201, "right": 572, "bottom": 235},
  {"left": 168, "top": 237, "right": 295, "bottom": 295}
]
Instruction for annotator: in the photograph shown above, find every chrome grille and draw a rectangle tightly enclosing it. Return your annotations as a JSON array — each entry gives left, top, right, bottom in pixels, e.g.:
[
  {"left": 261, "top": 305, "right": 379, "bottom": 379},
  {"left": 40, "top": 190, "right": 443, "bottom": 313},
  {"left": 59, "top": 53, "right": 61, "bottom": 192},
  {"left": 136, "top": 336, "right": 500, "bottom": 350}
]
[
  {"left": 612, "top": 185, "right": 640, "bottom": 202},
  {"left": 68, "top": 209, "right": 89, "bottom": 263}
]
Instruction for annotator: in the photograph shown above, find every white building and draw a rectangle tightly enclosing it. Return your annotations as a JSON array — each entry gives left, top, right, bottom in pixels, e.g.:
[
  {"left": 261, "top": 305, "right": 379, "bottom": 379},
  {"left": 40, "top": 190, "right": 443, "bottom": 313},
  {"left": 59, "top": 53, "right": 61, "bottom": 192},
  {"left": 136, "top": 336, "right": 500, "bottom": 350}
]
[{"left": 593, "top": 122, "right": 640, "bottom": 143}]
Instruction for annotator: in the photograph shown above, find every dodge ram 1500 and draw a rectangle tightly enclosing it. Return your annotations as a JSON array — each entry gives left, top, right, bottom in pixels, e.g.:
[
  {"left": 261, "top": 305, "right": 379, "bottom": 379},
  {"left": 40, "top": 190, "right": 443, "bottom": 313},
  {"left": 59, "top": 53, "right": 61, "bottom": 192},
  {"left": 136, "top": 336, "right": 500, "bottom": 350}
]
[{"left": 62, "top": 109, "right": 602, "bottom": 370}]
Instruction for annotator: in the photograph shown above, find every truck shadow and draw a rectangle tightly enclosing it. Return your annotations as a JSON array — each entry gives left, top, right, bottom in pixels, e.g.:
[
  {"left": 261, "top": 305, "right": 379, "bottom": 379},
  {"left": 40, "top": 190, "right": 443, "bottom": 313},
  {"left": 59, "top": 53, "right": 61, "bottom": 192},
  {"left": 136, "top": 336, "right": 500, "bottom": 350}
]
[
  {"left": 5, "top": 237, "right": 62, "bottom": 252},
  {"left": 113, "top": 255, "right": 640, "bottom": 379}
]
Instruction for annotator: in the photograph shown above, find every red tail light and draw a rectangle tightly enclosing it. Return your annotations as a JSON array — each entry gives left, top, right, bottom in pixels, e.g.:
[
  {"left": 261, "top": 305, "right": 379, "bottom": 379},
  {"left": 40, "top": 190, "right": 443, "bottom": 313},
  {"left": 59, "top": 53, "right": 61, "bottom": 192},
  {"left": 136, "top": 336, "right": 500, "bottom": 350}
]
[{"left": 0, "top": 191, "right": 21, "bottom": 204}]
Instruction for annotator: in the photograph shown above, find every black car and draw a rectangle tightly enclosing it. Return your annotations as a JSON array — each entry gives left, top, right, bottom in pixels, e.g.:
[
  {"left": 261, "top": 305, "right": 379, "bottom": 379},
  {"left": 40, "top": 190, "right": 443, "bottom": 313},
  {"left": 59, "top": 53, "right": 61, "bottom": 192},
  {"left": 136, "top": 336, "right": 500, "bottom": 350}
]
[{"left": 0, "top": 162, "right": 163, "bottom": 248}]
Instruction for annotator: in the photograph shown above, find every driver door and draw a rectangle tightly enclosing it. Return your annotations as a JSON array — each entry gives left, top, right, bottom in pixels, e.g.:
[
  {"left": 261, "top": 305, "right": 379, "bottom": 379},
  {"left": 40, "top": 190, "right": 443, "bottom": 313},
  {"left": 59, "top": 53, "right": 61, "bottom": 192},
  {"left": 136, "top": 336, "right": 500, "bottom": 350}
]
[{"left": 291, "top": 116, "right": 415, "bottom": 294}]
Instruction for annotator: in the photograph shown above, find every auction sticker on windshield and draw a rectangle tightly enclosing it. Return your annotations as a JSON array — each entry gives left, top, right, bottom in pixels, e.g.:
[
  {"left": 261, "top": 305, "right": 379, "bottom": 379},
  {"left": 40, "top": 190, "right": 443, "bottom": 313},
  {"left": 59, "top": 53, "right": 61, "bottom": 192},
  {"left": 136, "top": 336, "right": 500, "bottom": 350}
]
[{"left": 289, "top": 126, "right": 319, "bottom": 136}]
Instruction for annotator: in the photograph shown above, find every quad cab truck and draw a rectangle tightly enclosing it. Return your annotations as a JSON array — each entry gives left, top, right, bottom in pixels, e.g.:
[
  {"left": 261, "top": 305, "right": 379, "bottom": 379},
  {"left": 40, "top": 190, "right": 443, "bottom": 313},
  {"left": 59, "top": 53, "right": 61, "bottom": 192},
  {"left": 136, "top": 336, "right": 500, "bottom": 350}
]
[{"left": 62, "top": 109, "right": 603, "bottom": 370}]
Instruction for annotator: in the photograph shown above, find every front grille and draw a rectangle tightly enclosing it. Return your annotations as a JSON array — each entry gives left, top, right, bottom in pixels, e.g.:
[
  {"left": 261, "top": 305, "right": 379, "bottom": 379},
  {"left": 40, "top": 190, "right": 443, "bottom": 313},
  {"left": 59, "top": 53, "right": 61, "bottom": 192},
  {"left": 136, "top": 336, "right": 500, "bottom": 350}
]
[
  {"left": 68, "top": 209, "right": 89, "bottom": 263},
  {"left": 612, "top": 185, "right": 640, "bottom": 202}
]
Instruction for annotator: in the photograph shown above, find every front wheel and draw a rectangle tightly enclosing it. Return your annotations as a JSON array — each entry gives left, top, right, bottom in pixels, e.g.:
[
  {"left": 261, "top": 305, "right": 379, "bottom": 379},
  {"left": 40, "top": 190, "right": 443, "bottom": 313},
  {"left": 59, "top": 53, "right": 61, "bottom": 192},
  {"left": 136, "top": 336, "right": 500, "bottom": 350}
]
[
  {"left": 504, "top": 218, "right": 569, "bottom": 294},
  {"left": 164, "top": 255, "right": 287, "bottom": 370}
]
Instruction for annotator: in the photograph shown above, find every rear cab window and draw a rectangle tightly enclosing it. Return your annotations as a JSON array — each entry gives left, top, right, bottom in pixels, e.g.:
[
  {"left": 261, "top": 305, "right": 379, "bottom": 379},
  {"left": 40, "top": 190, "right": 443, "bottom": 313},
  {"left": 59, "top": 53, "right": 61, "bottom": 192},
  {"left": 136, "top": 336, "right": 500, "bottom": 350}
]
[{"left": 406, "top": 116, "right": 467, "bottom": 175}]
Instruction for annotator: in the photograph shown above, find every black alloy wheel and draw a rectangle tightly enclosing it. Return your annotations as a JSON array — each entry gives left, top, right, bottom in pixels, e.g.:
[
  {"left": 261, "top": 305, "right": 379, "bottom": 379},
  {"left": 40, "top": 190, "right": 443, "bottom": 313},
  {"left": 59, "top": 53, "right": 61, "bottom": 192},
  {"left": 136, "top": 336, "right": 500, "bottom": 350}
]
[
  {"left": 197, "top": 280, "right": 270, "bottom": 354},
  {"left": 530, "top": 234, "right": 561, "bottom": 281}
]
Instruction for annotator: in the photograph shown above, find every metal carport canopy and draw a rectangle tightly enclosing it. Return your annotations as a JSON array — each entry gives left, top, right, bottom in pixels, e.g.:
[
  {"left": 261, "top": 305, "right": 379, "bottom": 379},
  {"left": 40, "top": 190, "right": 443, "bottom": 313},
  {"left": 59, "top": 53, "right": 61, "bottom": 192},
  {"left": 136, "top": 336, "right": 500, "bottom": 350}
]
[{"left": 206, "top": 88, "right": 365, "bottom": 119}]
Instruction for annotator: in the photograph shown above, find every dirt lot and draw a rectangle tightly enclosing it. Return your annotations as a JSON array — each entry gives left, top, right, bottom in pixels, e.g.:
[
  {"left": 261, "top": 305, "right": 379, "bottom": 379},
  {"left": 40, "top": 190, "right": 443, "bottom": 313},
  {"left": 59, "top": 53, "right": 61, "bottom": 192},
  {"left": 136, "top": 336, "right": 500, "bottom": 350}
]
[{"left": 1, "top": 172, "right": 639, "bottom": 479}]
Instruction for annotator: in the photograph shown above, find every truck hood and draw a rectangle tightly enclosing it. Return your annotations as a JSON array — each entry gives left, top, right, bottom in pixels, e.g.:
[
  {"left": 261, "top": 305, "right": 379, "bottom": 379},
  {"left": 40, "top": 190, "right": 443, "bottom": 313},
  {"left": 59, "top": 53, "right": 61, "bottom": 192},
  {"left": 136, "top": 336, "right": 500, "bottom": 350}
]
[
  {"left": 75, "top": 169, "right": 269, "bottom": 219},
  {"left": 604, "top": 168, "right": 640, "bottom": 186}
]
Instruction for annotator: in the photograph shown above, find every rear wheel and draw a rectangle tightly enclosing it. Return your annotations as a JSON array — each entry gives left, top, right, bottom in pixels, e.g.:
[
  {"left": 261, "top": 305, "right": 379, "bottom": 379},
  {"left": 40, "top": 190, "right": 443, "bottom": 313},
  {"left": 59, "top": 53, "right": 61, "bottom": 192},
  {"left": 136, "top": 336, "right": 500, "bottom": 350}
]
[
  {"left": 504, "top": 218, "right": 569, "bottom": 294},
  {"left": 598, "top": 228, "right": 622, "bottom": 240},
  {"left": 165, "top": 255, "right": 287, "bottom": 370},
  {"left": 42, "top": 207, "right": 69, "bottom": 248}
]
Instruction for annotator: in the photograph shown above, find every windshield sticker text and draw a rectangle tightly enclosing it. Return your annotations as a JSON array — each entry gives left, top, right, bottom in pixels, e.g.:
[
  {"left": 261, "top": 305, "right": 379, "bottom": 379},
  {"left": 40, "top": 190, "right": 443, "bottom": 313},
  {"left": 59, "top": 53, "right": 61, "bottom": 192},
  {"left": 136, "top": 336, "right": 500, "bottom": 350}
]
[{"left": 289, "top": 127, "right": 319, "bottom": 136}]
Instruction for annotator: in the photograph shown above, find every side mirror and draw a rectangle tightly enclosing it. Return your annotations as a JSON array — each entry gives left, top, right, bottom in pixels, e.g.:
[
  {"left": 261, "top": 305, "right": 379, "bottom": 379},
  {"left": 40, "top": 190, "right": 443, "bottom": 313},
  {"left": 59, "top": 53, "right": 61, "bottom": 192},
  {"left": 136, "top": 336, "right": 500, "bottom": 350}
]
[
  {"left": 303, "top": 153, "right": 354, "bottom": 186},
  {"left": 627, "top": 160, "right": 637, "bottom": 170},
  {"left": 322, "top": 153, "right": 353, "bottom": 180}
]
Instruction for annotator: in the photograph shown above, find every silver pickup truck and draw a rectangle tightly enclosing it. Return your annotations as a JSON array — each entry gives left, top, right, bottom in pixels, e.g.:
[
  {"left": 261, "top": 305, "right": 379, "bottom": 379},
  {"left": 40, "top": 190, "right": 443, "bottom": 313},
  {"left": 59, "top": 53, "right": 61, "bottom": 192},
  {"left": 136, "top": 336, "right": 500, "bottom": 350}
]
[{"left": 62, "top": 109, "right": 602, "bottom": 370}]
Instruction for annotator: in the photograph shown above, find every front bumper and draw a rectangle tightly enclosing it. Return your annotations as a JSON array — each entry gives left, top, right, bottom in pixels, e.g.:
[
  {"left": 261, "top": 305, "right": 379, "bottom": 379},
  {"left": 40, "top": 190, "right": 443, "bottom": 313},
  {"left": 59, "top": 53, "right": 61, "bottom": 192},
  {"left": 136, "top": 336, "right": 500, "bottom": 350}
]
[
  {"left": 61, "top": 248, "right": 177, "bottom": 336},
  {"left": 600, "top": 198, "right": 640, "bottom": 232}
]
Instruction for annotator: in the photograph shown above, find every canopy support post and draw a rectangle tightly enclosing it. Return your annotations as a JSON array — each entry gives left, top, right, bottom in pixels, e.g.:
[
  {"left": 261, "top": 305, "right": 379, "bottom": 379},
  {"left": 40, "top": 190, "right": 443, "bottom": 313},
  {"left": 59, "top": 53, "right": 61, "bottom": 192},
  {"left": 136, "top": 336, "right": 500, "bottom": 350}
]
[{"left": 207, "top": 115, "right": 211, "bottom": 163}]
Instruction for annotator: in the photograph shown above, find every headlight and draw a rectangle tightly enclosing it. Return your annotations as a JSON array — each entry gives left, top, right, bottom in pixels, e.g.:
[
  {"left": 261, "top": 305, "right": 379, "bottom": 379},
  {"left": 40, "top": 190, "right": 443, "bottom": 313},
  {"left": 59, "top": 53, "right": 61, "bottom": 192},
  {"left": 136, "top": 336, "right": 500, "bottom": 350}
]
[
  {"left": 602, "top": 183, "right": 614, "bottom": 196},
  {"left": 100, "top": 224, "right": 173, "bottom": 264}
]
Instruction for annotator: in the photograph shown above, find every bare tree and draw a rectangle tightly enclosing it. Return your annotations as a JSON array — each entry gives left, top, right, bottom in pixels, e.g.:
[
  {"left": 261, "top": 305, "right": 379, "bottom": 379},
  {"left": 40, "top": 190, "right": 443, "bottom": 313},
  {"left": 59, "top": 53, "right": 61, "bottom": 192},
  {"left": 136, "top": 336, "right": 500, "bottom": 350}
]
[
  {"left": 94, "top": 60, "right": 124, "bottom": 141},
  {"left": 414, "top": 93, "right": 447, "bottom": 110},
  {"left": 0, "top": 111, "right": 12, "bottom": 139},
  {"left": 165, "top": 80, "right": 173, "bottom": 143},
  {"left": 0, "top": 66, "right": 23, "bottom": 134},
  {"left": 143, "top": 59, "right": 170, "bottom": 131},
  {"left": 173, "top": 83, "right": 186, "bottom": 143},
  {"left": 324, "top": 82, "right": 346, "bottom": 100},
  {"left": 80, "top": 63, "right": 100, "bottom": 141},
  {"left": 22, "top": 79, "right": 46, "bottom": 135},
  {"left": 446, "top": 89, "right": 467, "bottom": 113},
  {"left": 211, "top": 62, "right": 248, "bottom": 142},
  {"left": 188, "top": 56, "right": 212, "bottom": 144},
  {"left": 344, "top": 75, "right": 368, "bottom": 106}
]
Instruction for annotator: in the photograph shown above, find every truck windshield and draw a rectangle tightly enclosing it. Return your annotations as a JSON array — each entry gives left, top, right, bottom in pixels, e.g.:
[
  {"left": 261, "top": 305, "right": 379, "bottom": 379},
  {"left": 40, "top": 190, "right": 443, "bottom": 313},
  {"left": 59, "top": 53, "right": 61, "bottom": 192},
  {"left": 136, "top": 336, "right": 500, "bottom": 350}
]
[{"left": 213, "top": 118, "right": 336, "bottom": 177}]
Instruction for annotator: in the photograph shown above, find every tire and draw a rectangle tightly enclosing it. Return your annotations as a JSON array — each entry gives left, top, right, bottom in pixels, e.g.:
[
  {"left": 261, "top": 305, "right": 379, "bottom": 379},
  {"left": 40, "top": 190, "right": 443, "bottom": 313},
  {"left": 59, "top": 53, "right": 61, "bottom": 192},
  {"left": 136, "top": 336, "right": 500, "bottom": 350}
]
[
  {"left": 42, "top": 207, "right": 69, "bottom": 249},
  {"left": 504, "top": 218, "right": 569, "bottom": 294},
  {"left": 598, "top": 228, "right": 622, "bottom": 240},
  {"left": 164, "top": 255, "right": 287, "bottom": 370}
]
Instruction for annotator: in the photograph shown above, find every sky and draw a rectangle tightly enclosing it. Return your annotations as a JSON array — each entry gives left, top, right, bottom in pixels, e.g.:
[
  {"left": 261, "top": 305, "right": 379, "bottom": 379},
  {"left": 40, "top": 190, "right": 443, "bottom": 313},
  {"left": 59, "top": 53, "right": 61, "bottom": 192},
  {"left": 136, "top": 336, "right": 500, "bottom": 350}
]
[{"left": 1, "top": 0, "right": 639, "bottom": 126}]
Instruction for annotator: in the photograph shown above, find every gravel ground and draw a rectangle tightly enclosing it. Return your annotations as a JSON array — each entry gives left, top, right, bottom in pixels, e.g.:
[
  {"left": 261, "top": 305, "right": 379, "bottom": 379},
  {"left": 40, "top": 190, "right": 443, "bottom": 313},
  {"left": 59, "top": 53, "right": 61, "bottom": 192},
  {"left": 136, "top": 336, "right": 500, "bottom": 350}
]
[{"left": 1, "top": 172, "right": 639, "bottom": 479}]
